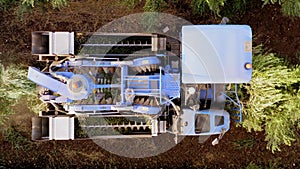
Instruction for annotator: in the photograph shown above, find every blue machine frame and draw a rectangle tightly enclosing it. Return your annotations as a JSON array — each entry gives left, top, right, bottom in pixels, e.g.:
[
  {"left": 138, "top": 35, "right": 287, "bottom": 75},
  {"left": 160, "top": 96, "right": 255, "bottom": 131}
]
[{"left": 28, "top": 25, "right": 252, "bottom": 141}]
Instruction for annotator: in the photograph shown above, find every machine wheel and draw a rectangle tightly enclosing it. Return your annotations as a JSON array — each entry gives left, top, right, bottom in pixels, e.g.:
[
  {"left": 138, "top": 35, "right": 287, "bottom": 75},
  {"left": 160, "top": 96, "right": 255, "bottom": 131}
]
[{"left": 32, "top": 117, "right": 42, "bottom": 141}]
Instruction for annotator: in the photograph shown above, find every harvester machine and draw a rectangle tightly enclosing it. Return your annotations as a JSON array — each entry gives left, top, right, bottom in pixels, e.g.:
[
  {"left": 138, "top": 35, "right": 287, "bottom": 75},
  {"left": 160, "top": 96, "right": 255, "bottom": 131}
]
[{"left": 28, "top": 25, "right": 252, "bottom": 144}]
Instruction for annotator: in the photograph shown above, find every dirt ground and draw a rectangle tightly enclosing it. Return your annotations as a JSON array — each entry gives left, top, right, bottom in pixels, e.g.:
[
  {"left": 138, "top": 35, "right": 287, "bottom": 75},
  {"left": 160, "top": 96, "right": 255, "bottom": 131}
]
[{"left": 0, "top": 0, "right": 299, "bottom": 168}]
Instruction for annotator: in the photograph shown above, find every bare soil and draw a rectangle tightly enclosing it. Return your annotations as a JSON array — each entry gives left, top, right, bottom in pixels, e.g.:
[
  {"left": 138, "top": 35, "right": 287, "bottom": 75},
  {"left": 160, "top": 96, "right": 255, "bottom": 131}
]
[{"left": 0, "top": 0, "right": 299, "bottom": 168}]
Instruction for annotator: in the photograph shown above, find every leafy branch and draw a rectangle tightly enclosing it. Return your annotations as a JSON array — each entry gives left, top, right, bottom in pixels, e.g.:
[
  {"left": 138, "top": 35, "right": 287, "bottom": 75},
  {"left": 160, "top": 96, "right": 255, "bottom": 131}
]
[
  {"left": 0, "top": 63, "right": 44, "bottom": 125},
  {"left": 262, "top": 0, "right": 300, "bottom": 17},
  {"left": 242, "top": 46, "right": 300, "bottom": 152}
]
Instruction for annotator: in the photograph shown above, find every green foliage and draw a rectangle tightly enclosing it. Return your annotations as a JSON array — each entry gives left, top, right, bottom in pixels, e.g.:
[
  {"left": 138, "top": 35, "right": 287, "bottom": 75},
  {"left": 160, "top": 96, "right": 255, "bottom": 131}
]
[
  {"left": 0, "top": 0, "right": 67, "bottom": 11},
  {"left": 0, "top": 63, "right": 43, "bottom": 125},
  {"left": 0, "top": 64, "right": 30, "bottom": 125},
  {"left": 21, "top": 0, "right": 67, "bottom": 8},
  {"left": 122, "top": 0, "right": 167, "bottom": 12},
  {"left": 191, "top": 0, "right": 226, "bottom": 15},
  {"left": 122, "top": 0, "right": 142, "bottom": 8},
  {"left": 0, "top": 64, "right": 34, "bottom": 99},
  {"left": 121, "top": 0, "right": 299, "bottom": 17},
  {"left": 191, "top": 0, "right": 209, "bottom": 14},
  {"left": 233, "top": 137, "right": 256, "bottom": 149},
  {"left": 245, "top": 162, "right": 262, "bottom": 169},
  {"left": 220, "top": 0, "right": 247, "bottom": 19},
  {"left": 191, "top": 0, "right": 300, "bottom": 17},
  {"left": 0, "top": 0, "right": 17, "bottom": 10},
  {"left": 144, "top": 0, "right": 167, "bottom": 12},
  {"left": 242, "top": 46, "right": 300, "bottom": 152},
  {"left": 262, "top": 0, "right": 300, "bottom": 17},
  {"left": 4, "top": 126, "right": 31, "bottom": 149}
]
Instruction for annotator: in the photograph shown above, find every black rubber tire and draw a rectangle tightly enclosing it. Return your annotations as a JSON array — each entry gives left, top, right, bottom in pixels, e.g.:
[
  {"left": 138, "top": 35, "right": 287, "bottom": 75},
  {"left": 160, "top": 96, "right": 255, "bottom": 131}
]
[{"left": 32, "top": 117, "right": 42, "bottom": 141}]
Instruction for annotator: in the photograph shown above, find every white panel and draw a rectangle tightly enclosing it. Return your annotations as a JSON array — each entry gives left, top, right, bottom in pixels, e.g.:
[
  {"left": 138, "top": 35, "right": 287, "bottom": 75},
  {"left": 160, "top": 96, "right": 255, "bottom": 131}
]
[
  {"left": 49, "top": 32, "right": 53, "bottom": 54},
  {"left": 182, "top": 25, "right": 252, "bottom": 83},
  {"left": 152, "top": 36, "right": 158, "bottom": 52},
  {"left": 69, "top": 117, "right": 75, "bottom": 140},
  {"left": 69, "top": 32, "right": 75, "bottom": 54},
  {"left": 52, "top": 32, "right": 73, "bottom": 54},
  {"left": 159, "top": 121, "right": 166, "bottom": 133},
  {"left": 48, "top": 116, "right": 74, "bottom": 140},
  {"left": 181, "top": 109, "right": 196, "bottom": 135},
  {"left": 151, "top": 119, "right": 158, "bottom": 136},
  {"left": 49, "top": 117, "right": 53, "bottom": 140},
  {"left": 54, "top": 117, "right": 68, "bottom": 140}
]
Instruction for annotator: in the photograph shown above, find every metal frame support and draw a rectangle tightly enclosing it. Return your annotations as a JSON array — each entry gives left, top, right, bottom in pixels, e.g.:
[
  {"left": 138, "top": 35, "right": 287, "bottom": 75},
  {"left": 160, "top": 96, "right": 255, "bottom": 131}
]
[
  {"left": 221, "top": 84, "right": 243, "bottom": 122},
  {"left": 159, "top": 66, "right": 162, "bottom": 104},
  {"left": 151, "top": 119, "right": 158, "bottom": 136}
]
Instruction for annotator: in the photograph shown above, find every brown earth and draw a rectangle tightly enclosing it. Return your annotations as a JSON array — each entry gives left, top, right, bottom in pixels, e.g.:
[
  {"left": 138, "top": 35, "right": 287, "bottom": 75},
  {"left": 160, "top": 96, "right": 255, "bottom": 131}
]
[{"left": 0, "top": 0, "right": 299, "bottom": 168}]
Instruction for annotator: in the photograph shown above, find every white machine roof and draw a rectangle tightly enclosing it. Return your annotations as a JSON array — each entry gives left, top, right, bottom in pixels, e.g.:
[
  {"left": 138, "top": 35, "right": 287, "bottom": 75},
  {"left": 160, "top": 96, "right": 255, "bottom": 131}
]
[{"left": 181, "top": 25, "right": 252, "bottom": 83}]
